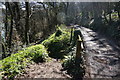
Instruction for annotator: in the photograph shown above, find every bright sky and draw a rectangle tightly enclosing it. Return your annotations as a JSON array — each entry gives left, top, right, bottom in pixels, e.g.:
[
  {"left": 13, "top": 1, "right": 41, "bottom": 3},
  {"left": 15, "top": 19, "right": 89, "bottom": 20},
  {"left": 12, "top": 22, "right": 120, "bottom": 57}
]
[{"left": 0, "top": 3, "right": 5, "bottom": 9}]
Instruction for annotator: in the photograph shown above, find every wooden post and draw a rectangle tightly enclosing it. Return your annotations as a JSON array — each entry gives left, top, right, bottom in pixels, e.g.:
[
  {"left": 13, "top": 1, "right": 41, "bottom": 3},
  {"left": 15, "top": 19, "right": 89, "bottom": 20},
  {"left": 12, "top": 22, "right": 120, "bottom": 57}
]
[
  {"left": 76, "top": 35, "right": 82, "bottom": 59},
  {"left": 70, "top": 27, "right": 73, "bottom": 43},
  {"left": 75, "top": 35, "right": 83, "bottom": 65}
]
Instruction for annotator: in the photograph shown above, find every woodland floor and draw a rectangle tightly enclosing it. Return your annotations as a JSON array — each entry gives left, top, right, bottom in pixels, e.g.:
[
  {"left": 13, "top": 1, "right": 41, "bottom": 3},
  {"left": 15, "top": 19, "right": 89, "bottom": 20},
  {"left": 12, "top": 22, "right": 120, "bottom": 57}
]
[{"left": 80, "top": 27, "right": 120, "bottom": 78}]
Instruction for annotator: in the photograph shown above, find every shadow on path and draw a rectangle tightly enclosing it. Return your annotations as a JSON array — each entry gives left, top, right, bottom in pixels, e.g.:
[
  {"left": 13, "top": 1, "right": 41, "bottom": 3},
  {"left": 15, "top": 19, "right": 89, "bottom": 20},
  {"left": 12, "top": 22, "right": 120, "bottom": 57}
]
[{"left": 80, "top": 27, "right": 120, "bottom": 78}]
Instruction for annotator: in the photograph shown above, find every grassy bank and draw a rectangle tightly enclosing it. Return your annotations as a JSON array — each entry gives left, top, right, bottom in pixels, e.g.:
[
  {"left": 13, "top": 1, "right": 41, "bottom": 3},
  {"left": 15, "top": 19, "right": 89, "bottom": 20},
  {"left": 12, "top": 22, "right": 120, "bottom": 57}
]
[{"left": 0, "top": 44, "right": 48, "bottom": 79}]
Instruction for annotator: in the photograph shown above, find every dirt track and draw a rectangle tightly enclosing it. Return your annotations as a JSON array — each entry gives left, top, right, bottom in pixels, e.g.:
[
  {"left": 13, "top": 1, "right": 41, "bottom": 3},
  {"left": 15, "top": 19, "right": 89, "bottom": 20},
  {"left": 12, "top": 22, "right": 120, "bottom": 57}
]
[
  {"left": 17, "top": 59, "right": 71, "bottom": 78},
  {"left": 80, "top": 27, "right": 120, "bottom": 78}
]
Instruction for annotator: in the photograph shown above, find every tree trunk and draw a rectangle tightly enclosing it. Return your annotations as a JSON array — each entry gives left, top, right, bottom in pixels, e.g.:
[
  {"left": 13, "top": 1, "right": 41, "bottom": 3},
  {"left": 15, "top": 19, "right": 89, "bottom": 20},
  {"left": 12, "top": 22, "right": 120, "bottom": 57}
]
[
  {"left": 25, "top": 2, "right": 29, "bottom": 45},
  {"left": 2, "top": 42, "right": 6, "bottom": 59},
  {"left": 5, "top": 2, "right": 8, "bottom": 40},
  {"left": 8, "top": 13, "right": 13, "bottom": 50},
  {"left": 8, "top": 3, "right": 13, "bottom": 51},
  {"left": 13, "top": 2, "right": 25, "bottom": 42}
]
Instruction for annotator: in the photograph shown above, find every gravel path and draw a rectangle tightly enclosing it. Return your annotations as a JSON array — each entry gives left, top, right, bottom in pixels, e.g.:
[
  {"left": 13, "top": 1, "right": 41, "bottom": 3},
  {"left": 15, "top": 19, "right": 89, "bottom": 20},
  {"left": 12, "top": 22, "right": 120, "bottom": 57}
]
[{"left": 80, "top": 27, "right": 120, "bottom": 78}]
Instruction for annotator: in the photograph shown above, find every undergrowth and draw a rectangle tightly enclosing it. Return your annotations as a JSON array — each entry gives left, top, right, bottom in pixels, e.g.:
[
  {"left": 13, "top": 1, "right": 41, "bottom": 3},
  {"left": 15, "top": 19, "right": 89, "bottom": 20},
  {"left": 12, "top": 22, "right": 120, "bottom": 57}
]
[
  {"left": 42, "top": 26, "right": 70, "bottom": 59},
  {"left": 62, "top": 54, "right": 85, "bottom": 79},
  {"left": 0, "top": 44, "right": 48, "bottom": 79}
]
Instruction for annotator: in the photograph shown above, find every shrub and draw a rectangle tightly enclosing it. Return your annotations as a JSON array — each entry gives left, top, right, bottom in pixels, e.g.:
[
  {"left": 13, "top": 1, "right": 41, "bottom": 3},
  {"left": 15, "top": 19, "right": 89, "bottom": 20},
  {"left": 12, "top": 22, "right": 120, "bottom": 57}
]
[
  {"left": 23, "top": 44, "right": 48, "bottom": 63},
  {"left": 62, "top": 54, "right": 85, "bottom": 79},
  {"left": 0, "top": 44, "right": 48, "bottom": 79},
  {"left": 42, "top": 27, "right": 70, "bottom": 59}
]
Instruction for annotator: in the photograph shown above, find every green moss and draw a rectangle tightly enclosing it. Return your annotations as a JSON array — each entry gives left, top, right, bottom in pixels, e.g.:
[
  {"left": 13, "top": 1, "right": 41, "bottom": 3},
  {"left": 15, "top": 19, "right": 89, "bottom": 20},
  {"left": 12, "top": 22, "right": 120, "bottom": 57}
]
[
  {"left": 0, "top": 44, "right": 48, "bottom": 79},
  {"left": 42, "top": 27, "right": 70, "bottom": 59}
]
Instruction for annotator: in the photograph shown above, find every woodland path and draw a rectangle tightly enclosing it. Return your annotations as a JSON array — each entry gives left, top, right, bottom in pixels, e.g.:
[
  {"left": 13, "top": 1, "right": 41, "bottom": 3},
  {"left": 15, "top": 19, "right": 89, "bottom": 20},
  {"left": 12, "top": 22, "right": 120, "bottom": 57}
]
[
  {"left": 17, "top": 59, "right": 71, "bottom": 78},
  {"left": 17, "top": 26, "right": 120, "bottom": 78},
  {"left": 80, "top": 27, "right": 120, "bottom": 78}
]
